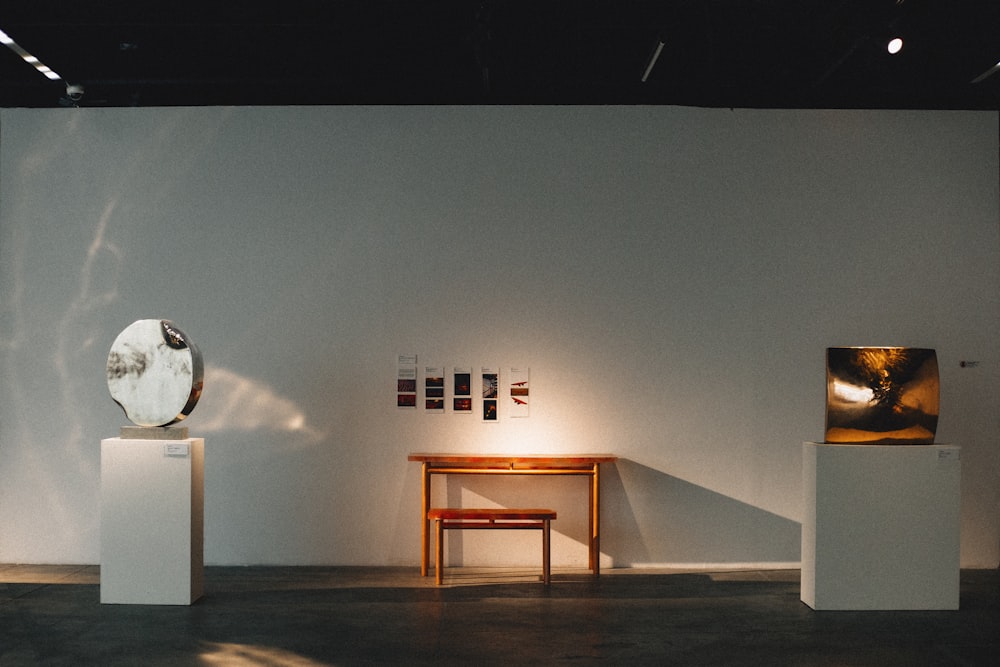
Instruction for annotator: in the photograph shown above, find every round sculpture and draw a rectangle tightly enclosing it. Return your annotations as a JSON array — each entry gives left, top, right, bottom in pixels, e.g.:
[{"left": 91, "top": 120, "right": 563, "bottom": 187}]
[{"left": 106, "top": 319, "right": 204, "bottom": 427}]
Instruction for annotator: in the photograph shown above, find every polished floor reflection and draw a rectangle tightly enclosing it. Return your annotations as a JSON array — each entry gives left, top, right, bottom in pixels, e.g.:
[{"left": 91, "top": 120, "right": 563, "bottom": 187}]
[{"left": 1, "top": 565, "right": 997, "bottom": 665}]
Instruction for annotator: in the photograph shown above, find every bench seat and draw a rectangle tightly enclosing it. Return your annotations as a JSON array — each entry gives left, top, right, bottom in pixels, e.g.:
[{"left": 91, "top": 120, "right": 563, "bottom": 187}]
[{"left": 428, "top": 508, "right": 556, "bottom": 585}]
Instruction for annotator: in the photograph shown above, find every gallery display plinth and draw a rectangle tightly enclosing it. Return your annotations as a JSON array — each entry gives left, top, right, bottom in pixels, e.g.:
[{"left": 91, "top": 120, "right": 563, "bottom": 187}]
[
  {"left": 100, "top": 436, "right": 204, "bottom": 605},
  {"left": 801, "top": 442, "right": 960, "bottom": 610}
]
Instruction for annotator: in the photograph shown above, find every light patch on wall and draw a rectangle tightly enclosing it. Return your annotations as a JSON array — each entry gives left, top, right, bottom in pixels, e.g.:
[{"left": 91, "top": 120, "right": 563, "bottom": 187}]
[
  {"left": 53, "top": 198, "right": 123, "bottom": 462},
  {"left": 193, "top": 365, "right": 324, "bottom": 444}
]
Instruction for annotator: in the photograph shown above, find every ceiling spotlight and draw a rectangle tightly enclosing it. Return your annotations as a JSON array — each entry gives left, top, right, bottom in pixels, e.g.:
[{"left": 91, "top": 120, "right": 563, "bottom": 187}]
[{"left": 887, "top": 37, "right": 903, "bottom": 54}]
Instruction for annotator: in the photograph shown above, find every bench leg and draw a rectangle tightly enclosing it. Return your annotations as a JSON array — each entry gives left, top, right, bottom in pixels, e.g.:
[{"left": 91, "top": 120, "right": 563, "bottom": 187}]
[
  {"left": 543, "top": 519, "right": 551, "bottom": 585},
  {"left": 433, "top": 518, "right": 553, "bottom": 586},
  {"left": 435, "top": 518, "right": 444, "bottom": 585}
]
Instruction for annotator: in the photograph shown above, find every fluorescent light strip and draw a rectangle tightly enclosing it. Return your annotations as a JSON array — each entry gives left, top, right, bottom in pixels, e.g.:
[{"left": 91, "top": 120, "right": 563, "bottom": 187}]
[
  {"left": 0, "top": 26, "right": 63, "bottom": 80},
  {"left": 971, "top": 60, "right": 1000, "bottom": 84},
  {"left": 641, "top": 40, "right": 665, "bottom": 83}
]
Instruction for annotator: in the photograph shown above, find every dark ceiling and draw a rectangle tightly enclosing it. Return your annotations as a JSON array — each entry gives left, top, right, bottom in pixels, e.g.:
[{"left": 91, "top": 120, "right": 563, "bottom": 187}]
[{"left": 1, "top": 1, "right": 998, "bottom": 110}]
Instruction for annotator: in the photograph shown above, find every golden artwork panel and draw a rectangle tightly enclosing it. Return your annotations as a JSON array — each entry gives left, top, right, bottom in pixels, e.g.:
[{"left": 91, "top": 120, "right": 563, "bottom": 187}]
[{"left": 825, "top": 347, "right": 939, "bottom": 445}]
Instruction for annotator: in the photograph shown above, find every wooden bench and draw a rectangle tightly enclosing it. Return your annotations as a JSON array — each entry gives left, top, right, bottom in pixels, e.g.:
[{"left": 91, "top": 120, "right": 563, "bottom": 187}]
[{"left": 428, "top": 508, "right": 557, "bottom": 585}]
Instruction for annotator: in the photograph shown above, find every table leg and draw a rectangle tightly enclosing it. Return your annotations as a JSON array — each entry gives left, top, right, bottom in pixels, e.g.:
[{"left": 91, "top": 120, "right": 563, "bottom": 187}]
[
  {"left": 543, "top": 518, "right": 551, "bottom": 585},
  {"left": 592, "top": 463, "right": 601, "bottom": 577},
  {"left": 421, "top": 462, "right": 430, "bottom": 577},
  {"left": 588, "top": 470, "right": 595, "bottom": 572},
  {"left": 435, "top": 518, "right": 443, "bottom": 586}
]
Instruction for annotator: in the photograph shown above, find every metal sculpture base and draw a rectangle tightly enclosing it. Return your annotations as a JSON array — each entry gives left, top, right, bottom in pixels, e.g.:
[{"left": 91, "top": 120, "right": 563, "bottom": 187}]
[{"left": 118, "top": 425, "right": 189, "bottom": 440}]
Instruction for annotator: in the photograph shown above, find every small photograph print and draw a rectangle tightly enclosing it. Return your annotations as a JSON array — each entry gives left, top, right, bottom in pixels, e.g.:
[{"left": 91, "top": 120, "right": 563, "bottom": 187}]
[
  {"left": 482, "top": 372, "right": 498, "bottom": 398},
  {"left": 396, "top": 355, "right": 417, "bottom": 410},
  {"left": 454, "top": 371, "right": 471, "bottom": 396},
  {"left": 509, "top": 367, "right": 529, "bottom": 418},
  {"left": 482, "top": 367, "right": 499, "bottom": 422},
  {"left": 425, "top": 367, "right": 445, "bottom": 412},
  {"left": 425, "top": 373, "right": 444, "bottom": 391},
  {"left": 453, "top": 367, "right": 473, "bottom": 412}
]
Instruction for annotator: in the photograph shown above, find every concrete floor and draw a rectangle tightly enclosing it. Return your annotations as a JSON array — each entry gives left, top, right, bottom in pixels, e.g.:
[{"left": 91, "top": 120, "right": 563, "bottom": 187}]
[{"left": 1, "top": 565, "right": 997, "bottom": 666}]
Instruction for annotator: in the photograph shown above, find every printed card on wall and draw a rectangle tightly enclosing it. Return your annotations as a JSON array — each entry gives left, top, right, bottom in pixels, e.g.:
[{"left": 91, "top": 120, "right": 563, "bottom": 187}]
[
  {"left": 453, "top": 367, "right": 473, "bottom": 413},
  {"left": 482, "top": 367, "right": 499, "bottom": 422},
  {"left": 509, "top": 367, "right": 530, "bottom": 418},
  {"left": 424, "top": 366, "right": 445, "bottom": 412},
  {"left": 396, "top": 354, "right": 417, "bottom": 408}
]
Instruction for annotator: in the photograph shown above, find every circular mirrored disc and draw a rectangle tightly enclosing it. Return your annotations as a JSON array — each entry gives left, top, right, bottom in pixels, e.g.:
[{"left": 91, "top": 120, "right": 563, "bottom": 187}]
[{"left": 106, "top": 319, "right": 204, "bottom": 427}]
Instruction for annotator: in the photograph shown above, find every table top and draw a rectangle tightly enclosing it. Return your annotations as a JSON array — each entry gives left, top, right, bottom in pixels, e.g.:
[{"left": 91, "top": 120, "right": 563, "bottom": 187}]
[{"left": 408, "top": 453, "right": 617, "bottom": 466}]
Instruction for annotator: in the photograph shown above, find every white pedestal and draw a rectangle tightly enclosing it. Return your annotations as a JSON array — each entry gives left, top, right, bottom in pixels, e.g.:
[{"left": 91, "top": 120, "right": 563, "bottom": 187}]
[
  {"left": 801, "top": 442, "right": 960, "bottom": 610},
  {"left": 100, "top": 437, "right": 204, "bottom": 605}
]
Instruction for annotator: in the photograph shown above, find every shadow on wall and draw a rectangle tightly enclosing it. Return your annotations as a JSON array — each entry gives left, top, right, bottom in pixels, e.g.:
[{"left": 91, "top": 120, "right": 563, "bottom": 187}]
[
  {"left": 603, "top": 459, "right": 801, "bottom": 567},
  {"left": 419, "top": 458, "right": 800, "bottom": 569},
  {"left": 435, "top": 471, "right": 592, "bottom": 568}
]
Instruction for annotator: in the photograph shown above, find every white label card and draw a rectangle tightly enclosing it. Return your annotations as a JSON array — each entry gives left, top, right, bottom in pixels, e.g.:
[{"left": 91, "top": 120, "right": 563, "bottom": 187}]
[{"left": 164, "top": 443, "right": 191, "bottom": 457}]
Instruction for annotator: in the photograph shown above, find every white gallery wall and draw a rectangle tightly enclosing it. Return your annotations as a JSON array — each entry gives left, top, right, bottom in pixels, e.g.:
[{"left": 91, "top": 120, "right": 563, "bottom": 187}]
[{"left": 1, "top": 106, "right": 998, "bottom": 568}]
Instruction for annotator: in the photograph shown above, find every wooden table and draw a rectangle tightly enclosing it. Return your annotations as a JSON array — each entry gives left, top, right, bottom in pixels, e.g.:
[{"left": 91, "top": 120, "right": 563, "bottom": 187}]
[{"left": 408, "top": 453, "right": 617, "bottom": 577}]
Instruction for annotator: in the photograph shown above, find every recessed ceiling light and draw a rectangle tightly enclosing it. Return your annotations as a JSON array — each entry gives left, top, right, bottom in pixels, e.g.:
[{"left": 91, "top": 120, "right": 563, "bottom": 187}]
[{"left": 887, "top": 37, "right": 903, "bottom": 55}]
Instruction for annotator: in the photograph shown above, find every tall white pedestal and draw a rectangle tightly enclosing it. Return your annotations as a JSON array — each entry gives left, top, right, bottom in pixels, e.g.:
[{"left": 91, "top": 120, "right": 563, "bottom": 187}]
[
  {"left": 801, "top": 442, "right": 960, "bottom": 610},
  {"left": 100, "top": 437, "right": 204, "bottom": 605}
]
